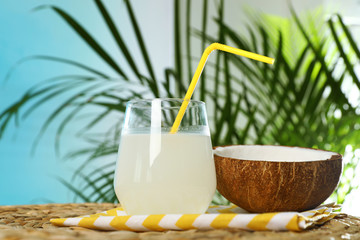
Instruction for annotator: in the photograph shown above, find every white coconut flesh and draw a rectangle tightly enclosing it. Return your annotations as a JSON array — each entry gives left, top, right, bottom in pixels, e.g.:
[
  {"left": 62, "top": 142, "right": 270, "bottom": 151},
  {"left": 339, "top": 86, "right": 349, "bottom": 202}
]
[{"left": 214, "top": 145, "right": 337, "bottom": 162}]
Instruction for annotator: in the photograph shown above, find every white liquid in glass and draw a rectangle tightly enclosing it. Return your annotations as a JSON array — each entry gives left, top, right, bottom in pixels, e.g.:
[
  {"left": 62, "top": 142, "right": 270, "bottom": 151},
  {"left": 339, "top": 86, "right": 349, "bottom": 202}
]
[{"left": 114, "top": 133, "right": 216, "bottom": 215}]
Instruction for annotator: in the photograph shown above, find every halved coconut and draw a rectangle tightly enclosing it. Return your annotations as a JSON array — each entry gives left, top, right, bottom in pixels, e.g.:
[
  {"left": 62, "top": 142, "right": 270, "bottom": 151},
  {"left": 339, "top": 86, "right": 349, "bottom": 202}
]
[{"left": 214, "top": 145, "right": 342, "bottom": 213}]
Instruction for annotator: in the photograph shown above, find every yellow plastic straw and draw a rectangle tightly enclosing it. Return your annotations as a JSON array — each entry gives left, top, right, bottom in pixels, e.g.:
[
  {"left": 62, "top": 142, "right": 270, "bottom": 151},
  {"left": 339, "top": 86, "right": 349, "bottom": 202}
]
[{"left": 170, "top": 43, "right": 275, "bottom": 134}]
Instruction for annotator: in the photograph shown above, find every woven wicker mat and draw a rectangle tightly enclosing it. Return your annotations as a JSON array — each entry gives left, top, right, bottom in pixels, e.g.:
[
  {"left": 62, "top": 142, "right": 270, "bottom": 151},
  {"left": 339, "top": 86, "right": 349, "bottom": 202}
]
[{"left": 0, "top": 203, "right": 359, "bottom": 240}]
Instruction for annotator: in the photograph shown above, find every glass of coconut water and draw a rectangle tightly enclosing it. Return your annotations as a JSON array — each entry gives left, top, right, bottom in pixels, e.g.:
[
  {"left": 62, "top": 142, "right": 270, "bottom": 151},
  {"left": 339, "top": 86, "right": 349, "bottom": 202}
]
[{"left": 114, "top": 98, "right": 216, "bottom": 215}]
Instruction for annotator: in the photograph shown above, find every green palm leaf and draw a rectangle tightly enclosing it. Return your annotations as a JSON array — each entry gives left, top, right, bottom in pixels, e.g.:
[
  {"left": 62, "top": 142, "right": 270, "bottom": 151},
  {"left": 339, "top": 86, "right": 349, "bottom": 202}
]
[
  {"left": 123, "top": 0, "right": 159, "bottom": 97},
  {"left": 35, "top": 5, "right": 127, "bottom": 79},
  {"left": 94, "top": 0, "right": 142, "bottom": 82},
  {"left": 5, "top": 56, "right": 110, "bottom": 82}
]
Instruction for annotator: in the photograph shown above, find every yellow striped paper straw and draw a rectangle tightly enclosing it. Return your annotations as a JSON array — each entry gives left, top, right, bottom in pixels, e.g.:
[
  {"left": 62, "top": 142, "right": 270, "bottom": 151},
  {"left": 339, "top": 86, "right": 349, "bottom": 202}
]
[
  {"left": 170, "top": 43, "right": 275, "bottom": 134},
  {"left": 50, "top": 203, "right": 341, "bottom": 231}
]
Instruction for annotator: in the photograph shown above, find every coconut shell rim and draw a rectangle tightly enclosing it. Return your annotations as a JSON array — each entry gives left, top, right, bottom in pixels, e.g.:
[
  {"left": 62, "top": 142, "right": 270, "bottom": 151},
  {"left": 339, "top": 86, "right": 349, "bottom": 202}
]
[{"left": 213, "top": 144, "right": 342, "bottom": 162}]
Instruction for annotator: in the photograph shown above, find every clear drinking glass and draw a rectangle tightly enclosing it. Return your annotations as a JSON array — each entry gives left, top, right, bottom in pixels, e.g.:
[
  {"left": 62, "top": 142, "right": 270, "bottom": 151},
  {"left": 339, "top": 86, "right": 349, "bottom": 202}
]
[{"left": 114, "top": 98, "right": 216, "bottom": 215}]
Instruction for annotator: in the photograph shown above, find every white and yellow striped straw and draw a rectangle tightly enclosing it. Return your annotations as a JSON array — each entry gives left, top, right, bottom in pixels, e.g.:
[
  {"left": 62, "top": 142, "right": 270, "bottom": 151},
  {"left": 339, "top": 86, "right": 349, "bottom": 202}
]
[
  {"left": 170, "top": 43, "right": 275, "bottom": 134},
  {"left": 51, "top": 203, "right": 341, "bottom": 231}
]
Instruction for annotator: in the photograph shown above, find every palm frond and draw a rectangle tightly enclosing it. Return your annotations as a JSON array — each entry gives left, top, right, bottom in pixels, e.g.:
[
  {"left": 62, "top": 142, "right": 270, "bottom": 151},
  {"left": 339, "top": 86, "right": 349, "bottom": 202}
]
[
  {"left": 34, "top": 5, "right": 127, "bottom": 78},
  {"left": 4, "top": 56, "right": 110, "bottom": 83},
  {"left": 123, "top": 0, "right": 159, "bottom": 97},
  {"left": 94, "top": 0, "right": 143, "bottom": 83},
  {"left": 173, "top": 0, "right": 185, "bottom": 97}
]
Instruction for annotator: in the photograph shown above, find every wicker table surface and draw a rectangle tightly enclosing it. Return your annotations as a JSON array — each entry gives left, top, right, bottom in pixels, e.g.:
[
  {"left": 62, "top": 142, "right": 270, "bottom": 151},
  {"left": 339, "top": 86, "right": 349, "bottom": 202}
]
[{"left": 0, "top": 203, "right": 359, "bottom": 240}]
